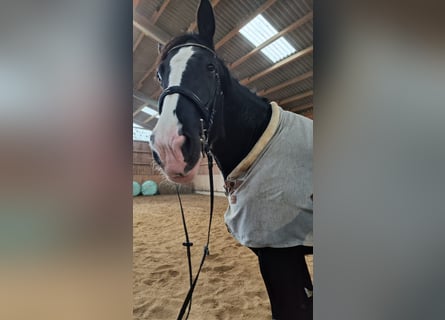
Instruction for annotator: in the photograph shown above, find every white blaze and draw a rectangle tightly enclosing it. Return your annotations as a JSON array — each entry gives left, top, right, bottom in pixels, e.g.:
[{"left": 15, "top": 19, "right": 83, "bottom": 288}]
[{"left": 153, "top": 46, "right": 195, "bottom": 138}]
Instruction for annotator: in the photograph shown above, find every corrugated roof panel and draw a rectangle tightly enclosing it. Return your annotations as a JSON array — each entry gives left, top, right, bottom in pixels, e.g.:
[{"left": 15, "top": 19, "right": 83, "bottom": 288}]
[
  {"left": 156, "top": 0, "right": 199, "bottom": 36},
  {"left": 234, "top": 52, "right": 276, "bottom": 81},
  {"left": 133, "top": 37, "right": 158, "bottom": 86},
  {"left": 133, "top": 99, "right": 143, "bottom": 111},
  {"left": 239, "top": 14, "right": 278, "bottom": 46},
  {"left": 260, "top": 37, "right": 296, "bottom": 63},
  {"left": 133, "top": 0, "right": 313, "bottom": 117},
  {"left": 136, "top": 0, "right": 165, "bottom": 20},
  {"left": 263, "top": 1, "right": 312, "bottom": 32},
  {"left": 266, "top": 78, "right": 313, "bottom": 101},
  {"left": 136, "top": 37, "right": 159, "bottom": 66},
  {"left": 217, "top": 34, "right": 255, "bottom": 65},
  {"left": 140, "top": 79, "right": 161, "bottom": 99},
  {"left": 283, "top": 95, "right": 314, "bottom": 109},
  {"left": 286, "top": 23, "right": 313, "bottom": 49},
  {"left": 219, "top": 4, "right": 312, "bottom": 72},
  {"left": 214, "top": 0, "right": 269, "bottom": 45},
  {"left": 248, "top": 54, "right": 313, "bottom": 91},
  {"left": 133, "top": 111, "right": 150, "bottom": 123},
  {"left": 133, "top": 28, "right": 142, "bottom": 43}
]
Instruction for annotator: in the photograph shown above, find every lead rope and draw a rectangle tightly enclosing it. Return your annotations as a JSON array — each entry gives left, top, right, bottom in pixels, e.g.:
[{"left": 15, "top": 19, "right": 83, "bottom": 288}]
[{"left": 176, "top": 150, "right": 214, "bottom": 320}]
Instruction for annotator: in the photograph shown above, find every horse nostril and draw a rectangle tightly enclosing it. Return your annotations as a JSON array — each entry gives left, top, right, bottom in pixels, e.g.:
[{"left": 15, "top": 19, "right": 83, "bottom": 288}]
[{"left": 152, "top": 150, "right": 162, "bottom": 167}]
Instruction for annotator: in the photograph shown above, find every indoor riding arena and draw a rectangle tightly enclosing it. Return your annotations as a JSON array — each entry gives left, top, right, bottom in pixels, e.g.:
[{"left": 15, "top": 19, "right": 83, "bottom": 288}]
[{"left": 133, "top": 0, "right": 313, "bottom": 319}]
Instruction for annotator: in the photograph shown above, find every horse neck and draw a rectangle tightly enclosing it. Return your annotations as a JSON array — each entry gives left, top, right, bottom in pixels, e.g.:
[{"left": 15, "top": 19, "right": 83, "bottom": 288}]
[{"left": 210, "top": 76, "right": 272, "bottom": 179}]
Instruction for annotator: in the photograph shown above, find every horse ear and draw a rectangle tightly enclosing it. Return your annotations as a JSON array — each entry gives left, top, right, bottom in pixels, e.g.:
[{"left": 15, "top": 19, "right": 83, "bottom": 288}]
[
  {"left": 197, "top": 0, "right": 215, "bottom": 47},
  {"left": 158, "top": 43, "right": 164, "bottom": 54}
]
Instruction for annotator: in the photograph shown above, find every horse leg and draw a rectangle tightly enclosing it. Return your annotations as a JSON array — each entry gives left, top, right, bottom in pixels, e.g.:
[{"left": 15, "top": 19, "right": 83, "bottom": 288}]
[{"left": 250, "top": 246, "right": 313, "bottom": 320}]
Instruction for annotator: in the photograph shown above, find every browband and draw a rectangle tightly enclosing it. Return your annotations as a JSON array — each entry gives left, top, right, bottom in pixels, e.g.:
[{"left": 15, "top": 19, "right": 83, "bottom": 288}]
[{"left": 166, "top": 42, "right": 217, "bottom": 57}]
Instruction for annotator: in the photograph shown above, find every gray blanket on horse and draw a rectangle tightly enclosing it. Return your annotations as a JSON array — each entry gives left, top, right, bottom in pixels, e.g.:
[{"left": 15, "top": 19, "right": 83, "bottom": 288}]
[{"left": 224, "top": 102, "right": 313, "bottom": 248}]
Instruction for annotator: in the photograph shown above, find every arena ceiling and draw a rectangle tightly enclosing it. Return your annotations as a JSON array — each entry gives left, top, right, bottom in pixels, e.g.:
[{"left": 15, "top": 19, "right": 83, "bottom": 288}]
[{"left": 133, "top": 0, "right": 313, "bottom": 132}]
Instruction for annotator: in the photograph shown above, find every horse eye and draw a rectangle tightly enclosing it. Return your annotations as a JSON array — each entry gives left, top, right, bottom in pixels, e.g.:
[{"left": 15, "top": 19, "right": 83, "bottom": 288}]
[{"left": 207, "top": 64, "right": 215, "bottom": 71}]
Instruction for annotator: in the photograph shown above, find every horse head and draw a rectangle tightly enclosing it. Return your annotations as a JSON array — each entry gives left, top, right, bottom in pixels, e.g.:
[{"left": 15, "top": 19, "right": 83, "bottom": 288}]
[{"left": 150, "top": 0, "right": 223, "bottom": 184}]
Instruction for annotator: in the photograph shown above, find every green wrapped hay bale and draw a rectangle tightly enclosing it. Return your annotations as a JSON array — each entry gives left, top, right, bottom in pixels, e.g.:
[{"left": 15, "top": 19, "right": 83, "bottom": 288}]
[
  {"left": 141, "top": 180, "right": 158, "bottom": 196},
  {"left": 132, "top": 181, "right": 141, "bottom": 196}
]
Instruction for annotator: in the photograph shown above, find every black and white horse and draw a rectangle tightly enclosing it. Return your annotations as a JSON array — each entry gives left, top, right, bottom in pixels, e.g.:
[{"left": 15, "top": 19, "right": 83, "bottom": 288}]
[{"left": 150, "top": 1, "right": 313, "bottom": 319}]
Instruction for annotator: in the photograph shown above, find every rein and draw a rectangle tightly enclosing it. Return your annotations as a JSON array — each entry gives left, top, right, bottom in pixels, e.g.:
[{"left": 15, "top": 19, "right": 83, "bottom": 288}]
[
  {"left": 158, "top": 43, "right": 222, "bottom": 320},
  {"left": 175, "top": 151, "right": 214, "bottom": 320}
]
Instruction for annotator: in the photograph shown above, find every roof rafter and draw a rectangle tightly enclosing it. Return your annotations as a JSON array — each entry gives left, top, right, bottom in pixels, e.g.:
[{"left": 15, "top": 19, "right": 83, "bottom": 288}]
[
  {"left": 133, "top": 91, "right": 159, "bottom": 117},
  {"left": 139, "top": 2, "right": 314, "bottom": 123},
  {"left": 257, "top": 71, "right": 312, "bottom": 96},
  {"left": 136, "top": 0, "right": 222, "bottom": 91},
  {"left": 240, "top": 45, "right": 313, "bottom": 86},
  {"left": 143, "top": 0, "right": 282, "bottom": 100},
  {"left": 151, "top": 87, "right": 162, "bottom": 99},
  {"left": 150, "top": 0, "right": 172, "bottom": 24},
  {"left": 133, "top": 32, "right": 145, "bottom": 52},
  {"left": 136, "top": 64, "right": 158, "bottom": 90},
  {"left": 134, "top": 0, "right": 172, "bottom": 53},
  {"left": 133, "top": 11, "right": 171, "bottom": 44},
  {"left": 229, "top": 11, "right": 313, "bottom": 69},
  {"left": 279, "top": 90, "right": 313, "bottom": 105},
  {"left": 289, "top": 103, "right": 313, "bottom": 113},
  {"left": 143, "top": 114, "right": 158, "bottom": 124},
  {"left": 133, "top": 104, "right": 149, "bottom": 117}
]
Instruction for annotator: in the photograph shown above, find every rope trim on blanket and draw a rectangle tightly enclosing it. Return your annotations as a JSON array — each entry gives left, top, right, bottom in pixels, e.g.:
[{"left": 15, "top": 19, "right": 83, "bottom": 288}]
[{"left": 227, "top": 102, "right": 281, "bottom": 180}]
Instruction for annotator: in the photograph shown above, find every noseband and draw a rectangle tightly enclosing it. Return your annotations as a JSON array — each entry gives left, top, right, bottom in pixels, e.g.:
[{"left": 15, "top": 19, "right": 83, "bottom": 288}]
[{"left": 158, "top": 43, "right": 223, "bottom": 152}]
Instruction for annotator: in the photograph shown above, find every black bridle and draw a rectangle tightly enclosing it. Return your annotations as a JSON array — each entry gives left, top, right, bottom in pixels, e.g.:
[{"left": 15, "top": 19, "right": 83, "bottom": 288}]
[
  {"left": 158, "top": 43, "right": 223, "bottom": 153},
  {"left": 157, "top": 43, "right": 223, "bottom": 320}
]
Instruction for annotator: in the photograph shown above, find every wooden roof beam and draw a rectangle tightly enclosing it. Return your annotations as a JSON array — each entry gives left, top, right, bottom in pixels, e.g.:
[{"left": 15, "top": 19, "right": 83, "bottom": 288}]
[
  {"left": 133, "top": 11, "right": 171, "bottom": 44},
  {"left": 289, "top": 103, "right": 313, "bottom": 113},
  {"left": 136, "top": 64, "right": 158, "bottom": 90},
  {"left": 229, "top": 11, "right": 313, "bottom": 69},
  {"left": 143, "top": 114, "right": 159, "bottom": 124},
  {"left": 138, "top": 0, "right": 220, "bottom": 90},
  {"left": 138, "top": 0, "right": 276, "bottom": 94},
  {"left": 133, "top": 90, "right": 158, "bottom": 105},
  {"left": 151, "top": 87, "right": 162, "bottom": 99},
  {"left": 133, "top": 104, "right": 145, "bottom": 117},
  {"left": 240, "top": 45, "right": 313, "bottom": 86},
  {"left": 133, "top": 103, "right": 150, "bottom": 117},
  {"left": 279, "top": 90, "right": 313, "bottom": 105},
  {"left": 133, "top": 32, "right": 145, "bottom": 53},
  {"left": 133, "top": 91, "right": 159, "bottom": 117},
  {"left": 257, "top": 71, "right": 313, "bottom": 96},
  {"left": 134, "top": 0, "right": 171, "bottom": 53},
  {"left": 215, "top": 0, "right": 278, "bottom": 50},
  {"left": 150, "top": 0, "right": 172, "bottom": 24}
]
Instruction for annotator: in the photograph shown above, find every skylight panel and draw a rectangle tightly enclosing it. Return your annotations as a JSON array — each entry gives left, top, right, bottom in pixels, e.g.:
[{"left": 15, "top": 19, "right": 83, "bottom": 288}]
[
  {"left": 141, "top": 106, "right": 157, "bottom": 116},
  {"left": 239, "top": 14, "right": 278, "bottom": 46},
  {"left": 133, "top": 127, "right": 152, "bottom": 142},
  {"left": 261, "top": 37, "right": 296, "bottom": 63}
]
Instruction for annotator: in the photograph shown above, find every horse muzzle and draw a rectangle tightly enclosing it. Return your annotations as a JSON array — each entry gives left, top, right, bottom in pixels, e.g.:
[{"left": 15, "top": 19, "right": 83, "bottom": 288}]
[{"left": 150, "top": 133, "right": 201, "bottom": 184}]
